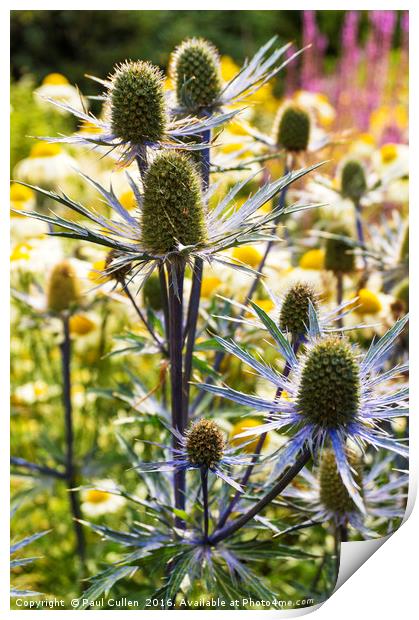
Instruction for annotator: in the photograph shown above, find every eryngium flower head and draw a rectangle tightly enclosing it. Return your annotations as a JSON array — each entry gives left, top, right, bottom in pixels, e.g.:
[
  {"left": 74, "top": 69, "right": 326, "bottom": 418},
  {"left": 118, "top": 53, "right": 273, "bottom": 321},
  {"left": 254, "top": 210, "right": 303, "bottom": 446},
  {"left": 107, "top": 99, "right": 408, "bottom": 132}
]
[
  {"left": 341, "top": 160, "right": 367, "bottom": 202},
  {"left": 275, "top": 105, "right": 311, "bottom": 152},
  {"left": 325, "top": 225, "right": 355, "bottom": 273},
  {"left": 105, "top": 249, "right": 131, "bottom": 282},
  {"left": 279, "top": 282, "right": 318, "bottom": 336},
  {"left": 297, "top": 336, "right": 360, "bottom": 428},
  {"left": 186, "top": 419, "right": 225, "bottom": 468},
  {"left": 109, "top": 61, "right": 167, "bottom": 144},
  {"left": 170, "top": 38, "right": 222, "bottom": 111},
  {"left": 47, "top": 260, "right": 80, "bottom": 313},
  {"left": 319, "top": 448, "right": 362, "bottom": 515},
  {"left": 143, "top": 272, "right": 163, "bottom": 311},
  {"left": 142, "top": 150, "right": 207, "bottom": 254}
]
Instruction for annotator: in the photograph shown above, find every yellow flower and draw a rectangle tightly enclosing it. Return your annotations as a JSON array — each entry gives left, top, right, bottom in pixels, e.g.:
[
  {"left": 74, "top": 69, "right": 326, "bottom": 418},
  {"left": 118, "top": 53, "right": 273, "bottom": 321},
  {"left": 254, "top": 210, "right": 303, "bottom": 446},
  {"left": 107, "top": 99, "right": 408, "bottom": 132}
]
[
  {"left": 299, "top": 249, "right": 325, "bottom": 270},
  {"left": 380, "top": 143, "right": 398, "bottom": 164},
  {"left": 79, "top": 119, "right": 102, "bottom": 134},
  {"left": 29, "top": 142, "right": 62, "bottom": 158},
  {"left": 353, "top": 289, "right": 382, "bottom": 315},
  {"left": 42, "top": 72, "right": 69, "bottom": 85},
  {"left": 10, "top": 183, "right": 34, "bottom": 203},
  {"left": 88, "top": 259, "right": 108, "bottom": 283},
  {"left": 10, "top": 241, "right": 33, "bottom": 262},
  {"left": 201, "top": 276, "right": 221, "bottom": 298},
  {"left": 232, "top": 245, "right": 262, "bottom": 268},
  {"left": 220, "top": 56, "right": 239, "bottom": 82},
  {"left": 230, "top": 418, "right": 269, "bottom": 453},
  {"left": 84, "top": 489, "right": 111, "bottom": 504},
  {"left": 359, "top": 133, "right": 375, "bottom": 146},
  {"left": 69, "top": 314, "right": 96, "bottom": 335},
  {"left": 119, "top": 190, "right": 137, "bottom": 211},
  {"left": 252, "top": 299, "right": 275, "bottom": 313}
]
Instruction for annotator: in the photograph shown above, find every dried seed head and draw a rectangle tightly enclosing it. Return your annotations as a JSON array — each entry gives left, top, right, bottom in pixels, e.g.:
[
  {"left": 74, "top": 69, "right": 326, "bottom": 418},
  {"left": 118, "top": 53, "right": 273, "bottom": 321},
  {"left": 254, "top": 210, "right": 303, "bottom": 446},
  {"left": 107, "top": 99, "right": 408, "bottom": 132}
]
[
  {"left": 319, "top": 448, "right": 363, "bottom": 515},
  {"left": 109, "top": 60, "right": 167, "bottom": 144},
  {"left": 47, "top": 260, "right": 80, "bottom": 313},
  {"left": 143, "top": 272, "right": 163, "bottom": 311},
  {"left": 275, "top": 105, "right": 311, "bottom": 152},
  {"left": 297, "top": 336, "right": 360, "bottom": 428},
  {"left": 105, "top": 249, "right": 131, "bottom": 282},
  {"left": 279, "top": 282, "right": 318, "bottom": 336},
  {"left": 170, "top": 38, "right": 222, "bottom": 111},
  {"left": 186, "top": 419, "right": 225, "bottom": 468},
  {"left": 324, "top": 225, "right": 355, "bottom": 274},
  {"left": 341, "top": 160, "right": 367, "bottom": 202},
  {"left": 141, "top": 150, "right": 207, "bottom": 254}
]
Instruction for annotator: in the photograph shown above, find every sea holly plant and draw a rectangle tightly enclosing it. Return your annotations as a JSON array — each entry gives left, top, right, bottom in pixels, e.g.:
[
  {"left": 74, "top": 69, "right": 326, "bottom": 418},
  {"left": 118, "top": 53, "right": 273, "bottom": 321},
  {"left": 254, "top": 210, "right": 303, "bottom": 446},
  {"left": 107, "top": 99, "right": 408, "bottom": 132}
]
[{"left": 11, "top": 36, "right": 409, "bottom": 609}]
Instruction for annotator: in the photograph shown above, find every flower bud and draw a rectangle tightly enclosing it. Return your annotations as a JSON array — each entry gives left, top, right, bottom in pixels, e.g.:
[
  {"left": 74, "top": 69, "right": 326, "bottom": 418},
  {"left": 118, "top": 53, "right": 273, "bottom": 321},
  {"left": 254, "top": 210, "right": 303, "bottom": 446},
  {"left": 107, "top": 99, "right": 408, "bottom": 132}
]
[
  {"left": 109, "top": 61, "right": 167, "bottom": 144},
  {"left": 105, "top": 249, "right": 131, "bottom": 282},
  {"left": 279, "top": 282, "right": 318, "bottom": 337},
  {"left": 275, "top": 105, "right": 311, "bottom": 152},
  {"left": 319, "top": 448, "right": 363, "bottom": 515},
  {"left": 297, "top": 336, "right": 360, "bottom": 428},
  {"left": 324, "top": 225, "right": 355, "bottom": 274},
  {"left": 186, "top": 419, "right": 225, "bottom": 468},
  {"left": 143, "top": 272, "right": 163, "bottom": 311},
  {"left": 341, "top": 160, "right": 367, "bottom": 202},
  {"left": 170, "top": 38, "right": 222, "bottom": 110},
  {"left": 142, "top": 151, "right": 207, "bottom": 254},
  {"left": 47, "top": 260, "right": 80, "bottom": 313}
]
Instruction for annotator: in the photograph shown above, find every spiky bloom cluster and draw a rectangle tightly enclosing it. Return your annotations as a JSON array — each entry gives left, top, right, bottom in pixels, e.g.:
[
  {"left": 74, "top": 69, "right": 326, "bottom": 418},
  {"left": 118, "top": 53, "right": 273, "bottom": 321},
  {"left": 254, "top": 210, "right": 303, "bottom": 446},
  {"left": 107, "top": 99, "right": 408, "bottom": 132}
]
[
  {"left": 170, "top": 38, "right": 222, "bottom": 111},
  {"left": 143, "top": 272, "right": 163, "bottom": 311},
  {"left": 141, "top": 150, "right": 207, "bottom": 254},
  {"left": 186, "top": 419, "right": 225, "bottom": 468},
  {"left": 279, "top": 282, "right": 318, "bottom": 336},
  {"left": 325, "top": 225, "right": 355, "bottom": 273},
  {"left": 341, "top": 160, "right": 367, "bottom": 202},
  {"left": 297, "top": 337, "right": 360, "bottom": 428},
  {"left": 275, "top": 105, "right": 311, "bottom": 152},
  {"left": 319, "top": 448, "right": 363, "bottom": 515},
  {"left": 47, "top": 260, "right": 80, "bottom": 313},
  {"left": 109, "top": 61, "right": 167, "bottom": 144},
  {"left": 105, "top": 249, "right": 131, "bottom": 282}
]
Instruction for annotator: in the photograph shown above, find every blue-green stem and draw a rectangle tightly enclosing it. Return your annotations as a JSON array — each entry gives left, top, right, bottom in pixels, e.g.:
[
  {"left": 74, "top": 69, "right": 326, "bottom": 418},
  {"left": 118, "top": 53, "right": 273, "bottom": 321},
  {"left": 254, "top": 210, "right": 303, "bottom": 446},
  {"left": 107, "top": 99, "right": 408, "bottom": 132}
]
[{"left": 201, "top": 467, "right": 209, "bottom": 541}]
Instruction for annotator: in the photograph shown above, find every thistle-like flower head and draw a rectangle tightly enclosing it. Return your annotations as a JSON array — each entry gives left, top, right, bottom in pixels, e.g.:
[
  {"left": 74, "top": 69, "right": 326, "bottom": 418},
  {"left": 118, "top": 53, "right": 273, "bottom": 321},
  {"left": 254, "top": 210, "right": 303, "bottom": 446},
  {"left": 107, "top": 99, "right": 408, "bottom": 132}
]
[
  {"left": 47, "top": 260, "right": 80, "bottom": 313},
  {"left": 297, "top": 336, "right": 360, "bottom": 428},
  {"left": 186, "top": 419, "right": 225, "bottom": 468},
  {"left": 275, "top": 105, "right": 311, "bottom": 152},
  {"left": 170, "top": 38, "right": 222, "bottom": 112},
  {"left": 325, "top": 225, "right": 355, "bottom": 273},
  {"left": 319, "top": 448, "right": 362, "bottom": 515},
  {"left": 279, "top": 282, "right": 318, "bottom": 337},
  {"left": 341, "top": 160, "right": 367, "bottom": 202},
  {"left": 105, "top": 249, "right": 132, "bottom": 282},
  {"left": 142, "top": 150, "right": 207, "bottom": 254},
  {"left": 109, "top": 61, "right": 167, "bottom": 145}
]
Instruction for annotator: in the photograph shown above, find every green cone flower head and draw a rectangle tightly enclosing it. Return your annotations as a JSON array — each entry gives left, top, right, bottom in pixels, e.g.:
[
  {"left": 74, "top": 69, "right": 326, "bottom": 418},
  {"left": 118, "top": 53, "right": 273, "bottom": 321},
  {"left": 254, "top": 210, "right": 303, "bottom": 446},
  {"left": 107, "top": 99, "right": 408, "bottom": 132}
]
[
  {"left": 109, "top": 60, "right": 167, "bottom": 144},
  {"left": 297, "top": 336, "right": 360, "bottom": 428},
  {"left": 170, "top": 37, "right": 222, "bottom": 110},
  {"left": 105, "top": 249, "right": 131, "bottom": 282},
  {"left": 275, "top": 105, "right": 311, "bottom": 152},
  {"left": 47, "top": 260, "right": 80, "bottom": 313},
  {"left": 143, "top": 272, "right": 163, "bottom": 311},
  {"left": 142, "top": 150, "right": 207, "bottom": 254},
  {"left": 325, "top": 225, "right": 355, "bottom": 274},
  {"left": 341, "top": 160, "right": 367, "bottom": 202},
  {"left": 279, "top": 282, "right": 318, "bottom": 336},
  {"left": 186, "top": 419, "right": 225, "bottom": 468},
  {"left": 319, "top": 448, "right": 363, "bottom": 515}
]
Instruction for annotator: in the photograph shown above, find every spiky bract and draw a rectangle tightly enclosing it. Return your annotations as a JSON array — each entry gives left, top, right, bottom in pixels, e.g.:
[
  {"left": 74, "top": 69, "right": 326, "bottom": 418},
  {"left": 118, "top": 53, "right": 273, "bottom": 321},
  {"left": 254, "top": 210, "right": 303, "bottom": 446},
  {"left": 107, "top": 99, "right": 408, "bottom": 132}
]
[
  {"left": 297, "top": 337, "right": 360, "bottom": 428},
  {"left": 275, "top": 105, "right": 310, "bottom": 152},
  {"left": 47, "top": 260, "right": 80, "bottom": 313},
  {"left": 341, "top": 160, "right": 367, "bottom": 202},
  {"left": 171, "top": 38, "right": 222, "bottom": 111},
  {"left": 325, "top": 225, "right": 355, "bottom": 273},
  {"left": 186, "top": 419, "right": 225, "bottom": 468},
  {"left": 109, "top": 61, "right": 167, "bottom": 144},
  {"left": 279, "top": 282, "right": 318, "bottom": 336},
  {"left": 319, "top": 448, "right": 363, "bottom": 515},
  {"left": 141, "top": 150, "right": 207, "bottom": 254}
]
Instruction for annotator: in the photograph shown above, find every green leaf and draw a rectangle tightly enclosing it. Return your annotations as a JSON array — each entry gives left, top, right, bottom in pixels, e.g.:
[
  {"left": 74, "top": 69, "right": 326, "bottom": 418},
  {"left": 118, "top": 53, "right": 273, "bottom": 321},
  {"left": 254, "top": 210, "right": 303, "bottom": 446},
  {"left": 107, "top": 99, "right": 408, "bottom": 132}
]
[{"left": 78, "top": 565, "right": 137, "bottom": 609}]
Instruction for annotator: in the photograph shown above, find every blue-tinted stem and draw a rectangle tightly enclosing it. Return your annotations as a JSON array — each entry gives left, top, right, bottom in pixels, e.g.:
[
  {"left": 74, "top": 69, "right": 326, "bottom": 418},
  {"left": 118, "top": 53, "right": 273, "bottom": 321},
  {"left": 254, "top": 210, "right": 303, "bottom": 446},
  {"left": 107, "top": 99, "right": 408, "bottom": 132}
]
[
  {"left": 354, "top": 201, "right": 367, "bottom": 269},
  {"left": 201, "top": 467, "right": 209, "bottom": 541}
]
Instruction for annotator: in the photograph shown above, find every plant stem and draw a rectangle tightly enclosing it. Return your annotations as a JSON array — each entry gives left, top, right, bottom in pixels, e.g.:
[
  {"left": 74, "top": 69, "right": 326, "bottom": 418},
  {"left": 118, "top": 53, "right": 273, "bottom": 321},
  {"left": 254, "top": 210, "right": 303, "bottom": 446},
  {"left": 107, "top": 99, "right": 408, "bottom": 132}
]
[
  {"left": 182, "top": 258, "right": 203, "bottom": 424},
  {"left": 61, "top": 315, "right": 86, "bottom": 574},
  {"left": 167, "top": 261, "right": 186, "bottom": 518},
  {"left": 209, "top": 447, "right": 311, "bottom": 545},
  {"left": 10, "top": 457, "right": 66, "bottom": 480},
  {"left": 158, "top": 264, "right": 170, "bottom": 343},
  {"left": 336, "top": 271, "right": 344, "bottom": 329},
  {"left": 122, "top": 280, "right": 167, "bottom": 354},
  {"left": 354, "top": 200, "right": 367, "bottom": 269},
  {"left": 201, "top": 467, "right": 209, "bottom": 541}
]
